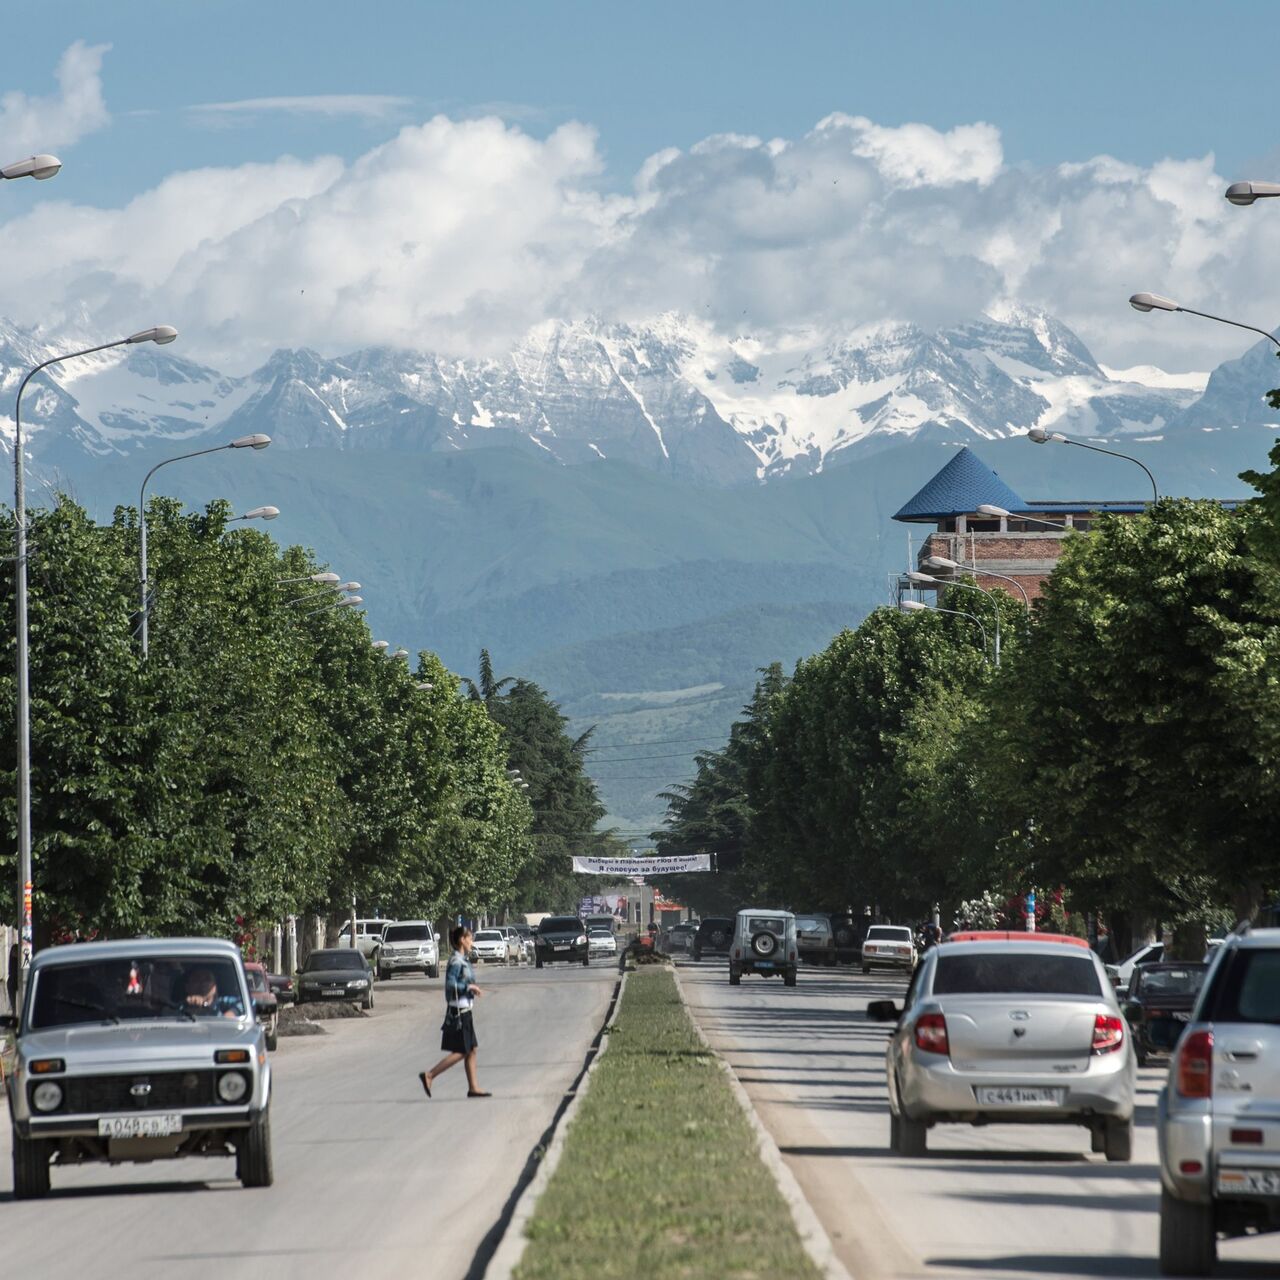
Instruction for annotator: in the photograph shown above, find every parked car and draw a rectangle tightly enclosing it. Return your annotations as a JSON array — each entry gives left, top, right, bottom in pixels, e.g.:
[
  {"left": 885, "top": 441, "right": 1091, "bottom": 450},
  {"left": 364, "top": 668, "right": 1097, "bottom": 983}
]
[
  {"left": 2, "top": 937, "right": 274, "bottom": 1198},
  {"left": 588, "top": 929, "right": 618, "bottom": 960},
  {"left": 691, "top": 916, "right": 734, "bottom": 962},
  {"left": 1106, "top": 940, "right": 1165, "bottom": 995},
  {"left": 862, "top": 924, "right": 917, "bottom": 974},
  {"left": 336, "top": 918, "right": 392, "bottom": 975},
  {"left": 296, "top": 948, "right": 375, "bottom": 1009},
  {"left": 1121, "top": 962, "right": 1207, "bottom": 1068},
  {"left": 243, "top": 961, "right": 279, "bottom": 1051},
  {"left": 869, "top": 932, "right": 1136, "bottom": 1161},
  {"left": 795, "top": 914, "right": 836, "bottom": 966},
  {"left": 511, "top": 922, "right": 536, "bottom": 963},
  {"left": 664, "top": 922, "right": 697, "bottom": 954},
  {"left": 497, "top": 925, "right": 527, "bottom": 964},
  {"left": 267, "top": 971, "right": 295, "bottom": 1005},
  {"left": 729, "top": 909, "right": 798, "bottom": 987},
  {"left": 534, "top": 916, "right": 589, "bottom": 968},
  {"left": 471, "top": 929, "right": 516, "bottom": 964},
  {"left": 378, "top": 920, "right": 440, "bottom": 980},
  {"left": 1157, "top": 927, "right": 1280, "bottom": 1276},
  {"left": 826, "top": 911, "right": 864, "bottom": 964}
]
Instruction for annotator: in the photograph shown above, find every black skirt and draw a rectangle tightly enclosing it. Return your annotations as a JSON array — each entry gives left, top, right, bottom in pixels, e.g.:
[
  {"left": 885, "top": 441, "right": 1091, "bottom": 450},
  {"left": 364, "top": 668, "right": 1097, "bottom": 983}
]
[{"left": 441, "top": 1008, "right": 478, "bottom": 1054}]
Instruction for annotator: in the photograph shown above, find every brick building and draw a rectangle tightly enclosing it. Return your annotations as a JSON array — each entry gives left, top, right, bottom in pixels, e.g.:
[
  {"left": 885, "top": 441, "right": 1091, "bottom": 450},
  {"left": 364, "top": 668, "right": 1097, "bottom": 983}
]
[{"left": 892, "top": 447, "right": 1238, "bottom": 602}]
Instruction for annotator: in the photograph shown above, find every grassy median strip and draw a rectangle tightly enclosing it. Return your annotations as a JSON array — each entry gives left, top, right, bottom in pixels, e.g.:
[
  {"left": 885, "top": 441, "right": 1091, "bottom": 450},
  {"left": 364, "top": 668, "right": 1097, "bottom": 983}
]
[{"left": 515, "top": 964, "right": 821, "bottom": 1280}]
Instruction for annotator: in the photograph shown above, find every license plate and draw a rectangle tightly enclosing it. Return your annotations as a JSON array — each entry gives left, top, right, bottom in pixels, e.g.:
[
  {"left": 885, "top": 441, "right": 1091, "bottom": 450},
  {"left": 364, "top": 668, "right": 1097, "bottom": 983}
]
[
  {"left": 554, "top": 944, "right": 569, "bottom": 951},
  {"left": 756, "top": 962, "right": 774, "bottom": 969},
  {"left": 1218, "top": 1168, "right": 1280, "bottom": 1197},
  {"left": 323, "top": 989, "right": 346, "bottom": 997},
  {"left": 98, "top": 1114, "right": 181, "bottom": 1138},
  {"left": 975, "top": 1086, "right": 1064, "bottom": 1107}
]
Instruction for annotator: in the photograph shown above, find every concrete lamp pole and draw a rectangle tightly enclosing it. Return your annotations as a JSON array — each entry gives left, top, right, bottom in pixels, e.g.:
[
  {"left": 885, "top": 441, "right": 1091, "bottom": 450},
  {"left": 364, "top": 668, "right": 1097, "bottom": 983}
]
[
  {"left": 13, "top": 325, "right": 176, "bottom": 978},
  {"left": 1026, "top": 423, "right": 1159, "bottom": 504},
  {"left": 138, "top": 432, "right": 270, "bottom": 657}
]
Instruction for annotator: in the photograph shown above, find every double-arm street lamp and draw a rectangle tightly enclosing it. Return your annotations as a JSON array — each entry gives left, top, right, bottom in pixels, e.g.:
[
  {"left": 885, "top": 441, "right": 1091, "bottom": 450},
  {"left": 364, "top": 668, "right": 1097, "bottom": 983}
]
[
  {"left": 13, "top": 325, "right": 177, "bottom": 972},
  {"left": 138, "top": 433, "right": 271, "bottom": 657},
  {"left": 905, "top": 571, "right": 1001, "bottom": 664}
]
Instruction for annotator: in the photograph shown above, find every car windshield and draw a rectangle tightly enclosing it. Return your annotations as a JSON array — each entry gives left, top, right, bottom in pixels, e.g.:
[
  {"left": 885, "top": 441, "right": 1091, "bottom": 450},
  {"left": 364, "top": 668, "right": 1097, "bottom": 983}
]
[
  {"left": 30, "top": 955, "right": 246, "bottom": 1028},
  {"left": 867, "top": 927, "right": 912, "bottom": 942},
  {"left": 474, "top": 931, "right": 502, "bottom": 942},
  {"left": 304, "top": 951, "right": 365, "bottom": 971},
  {"left": 934, "top": 952, "right": 1102, "bottom": 997},
  {"left": 1204, "top": 949, "right": 1280, "bottom": 1025},
  {"left": 540, "top": 918, "right": 582, "bottom": 933},
  {"left": 384, "top": 925, "right": 431, "bottom": 942},
  {"left": 1134, "top": 967, "right": 1205, "bottom": 997},
  {"left": 745, "top": 917, "right": 785, "bottom": 935}
]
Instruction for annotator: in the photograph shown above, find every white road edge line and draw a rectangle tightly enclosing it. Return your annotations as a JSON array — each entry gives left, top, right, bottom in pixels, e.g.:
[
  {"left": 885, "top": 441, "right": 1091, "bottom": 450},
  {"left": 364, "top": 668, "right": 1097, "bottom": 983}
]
[
  {"left": 672, "top": 964, "right": 856, "bottom": 1280},
  {"left": 483, "top": 968, "right": 629, "bottom": 1280}
]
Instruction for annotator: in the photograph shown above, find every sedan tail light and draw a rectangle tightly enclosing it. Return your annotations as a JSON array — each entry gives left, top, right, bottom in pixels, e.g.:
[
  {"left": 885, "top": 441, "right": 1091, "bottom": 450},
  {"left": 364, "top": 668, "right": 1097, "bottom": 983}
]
[
  {"left": 1177, "top": 1030, "right": 1213, "bottom": 1098},
  {"left": 1091, "top": 1013, "right": 1125, "bottom": 1054},
  {"left": 914, "top": 1012, "right": 949, "bottom": 1056}
]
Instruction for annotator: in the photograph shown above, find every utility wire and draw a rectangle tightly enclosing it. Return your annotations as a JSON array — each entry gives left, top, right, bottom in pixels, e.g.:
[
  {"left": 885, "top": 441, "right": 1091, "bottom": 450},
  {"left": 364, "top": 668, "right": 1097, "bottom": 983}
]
[{"left": 584, "top": 736, "right": 726, "bottom": 752}]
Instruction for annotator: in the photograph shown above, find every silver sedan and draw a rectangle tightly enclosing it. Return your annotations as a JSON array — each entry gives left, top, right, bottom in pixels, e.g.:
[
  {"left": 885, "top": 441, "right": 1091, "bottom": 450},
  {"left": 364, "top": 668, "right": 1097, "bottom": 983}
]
[{"left": 869, "top": 935, "right": 1136, "bottom": 1161}]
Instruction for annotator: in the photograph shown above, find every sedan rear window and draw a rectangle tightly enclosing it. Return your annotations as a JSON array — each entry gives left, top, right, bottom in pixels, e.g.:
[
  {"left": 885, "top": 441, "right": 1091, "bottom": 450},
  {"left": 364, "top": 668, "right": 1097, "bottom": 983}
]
[
  {"left": 867, "top": 926, "right": 912, "bottom": 942},
  {"left": 934, "top": 953, "right": 1102, "bottom": 997}
]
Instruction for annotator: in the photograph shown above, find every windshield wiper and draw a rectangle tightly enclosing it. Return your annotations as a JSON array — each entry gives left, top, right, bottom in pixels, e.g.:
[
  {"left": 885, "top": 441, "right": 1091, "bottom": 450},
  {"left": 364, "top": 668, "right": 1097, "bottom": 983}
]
[{"left": 54, "top": 996, "right": 120, "bottom": 1025}]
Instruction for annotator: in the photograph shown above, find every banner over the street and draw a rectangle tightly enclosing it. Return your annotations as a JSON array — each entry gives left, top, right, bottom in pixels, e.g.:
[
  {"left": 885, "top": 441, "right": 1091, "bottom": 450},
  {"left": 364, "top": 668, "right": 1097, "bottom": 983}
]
[{"left": 572, "top": 854, "right": 711, "bottom": 876}]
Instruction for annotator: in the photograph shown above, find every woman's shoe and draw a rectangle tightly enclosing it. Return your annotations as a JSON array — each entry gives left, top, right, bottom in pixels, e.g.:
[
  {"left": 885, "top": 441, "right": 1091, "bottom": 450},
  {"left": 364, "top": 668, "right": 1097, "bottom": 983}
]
[
  {"left": 419, "top": 1073, "right": 432, "bottom": 1097},
  {"left": 467, "top": 1089, "right": 491, "bottom": 1098}
]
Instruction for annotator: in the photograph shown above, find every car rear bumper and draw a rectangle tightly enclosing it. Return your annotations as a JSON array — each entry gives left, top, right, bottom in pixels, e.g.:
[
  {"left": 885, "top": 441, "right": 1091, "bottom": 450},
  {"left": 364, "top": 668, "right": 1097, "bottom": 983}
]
[
  {"left": 864, "top": 954, "right": 914, "bottom": 969},
  {"left": 899, "top": 1055, "right": 1133, "bottom": 1124}
]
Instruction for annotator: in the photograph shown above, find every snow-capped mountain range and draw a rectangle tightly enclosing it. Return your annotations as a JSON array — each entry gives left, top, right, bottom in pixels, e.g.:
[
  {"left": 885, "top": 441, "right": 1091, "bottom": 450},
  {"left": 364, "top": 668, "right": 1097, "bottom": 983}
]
[{"left": 0, "top": 306, "right": 1255, "bottom": 488}]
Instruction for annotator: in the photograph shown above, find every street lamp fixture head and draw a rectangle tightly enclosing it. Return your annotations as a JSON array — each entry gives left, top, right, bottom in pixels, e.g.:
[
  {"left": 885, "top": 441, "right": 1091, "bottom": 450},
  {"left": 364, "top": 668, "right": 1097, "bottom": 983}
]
[
  {"left": 311, "top": 572, "right": 340, "bottom": 584},
  {"left": 900, "top": 600, "right": 929, "bottom": 613},
  {"left": 338, "top": 581, "right": 360, "bottom": 591},
  {"left": 1225, "top": 180, "right": 1280, "bottom": 206},
  {"left": 976, "top": 503, "right": 1012, "bottom": 518},
  {"left": 1027, "top": 428, "right": 1067, "bottom": 444},
  {"left": 230, "top": 433, "right": 271, "bottom": 450},
  {"left": 2, "top": 154, "right": 62, "bottom": 181},
  {"left": 415, "top": 681, "right": 434, "bottom": 691},
  {"left": 336, "top": 595, "right": 362, "bottom": 607},
  {"left": 906, "top": 571, "right": 937, "bottom": 585},
  {"left": 391, "top": 648, "right": 409, "bottom": 659},
  {"left": 371, "top": 640, "right": 390, "bottom": 651},
  {"left": 923, "top": 555, "right": 960, "bottom": 571},
  {"left": 241, "top": 506, "right": 279, "bottom": 521},
  {"left": 126, "top": 325, "right": 179, "bottom": 345},
  {"left": 1128, "top": 292, "right": 1180, "bottom": 314}
]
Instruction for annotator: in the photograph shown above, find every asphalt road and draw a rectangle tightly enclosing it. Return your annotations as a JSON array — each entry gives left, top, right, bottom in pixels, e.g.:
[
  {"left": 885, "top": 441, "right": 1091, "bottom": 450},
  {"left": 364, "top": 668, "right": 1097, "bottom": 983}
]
[
  {"left": 1, "top": 957, "right": 617, "bottom": 1280},
  {"left": 678, "top": 956, "right": 1279, "bottom": 1280}
]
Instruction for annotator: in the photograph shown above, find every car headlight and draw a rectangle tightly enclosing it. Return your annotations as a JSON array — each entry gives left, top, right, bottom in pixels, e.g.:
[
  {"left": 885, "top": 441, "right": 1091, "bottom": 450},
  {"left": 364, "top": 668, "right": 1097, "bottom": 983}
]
[
  {"left": 217, "top": 1071, "right": 249, "bottom": 1103},
  {"left": 348, "top": 979, "right": 369, "bottom": 989},
  {"left": 576, "top": 935, "right": 587, "bottom": 945},
  {"left": 32, "top": 1080, "right": 63, "bottom": 1112}
]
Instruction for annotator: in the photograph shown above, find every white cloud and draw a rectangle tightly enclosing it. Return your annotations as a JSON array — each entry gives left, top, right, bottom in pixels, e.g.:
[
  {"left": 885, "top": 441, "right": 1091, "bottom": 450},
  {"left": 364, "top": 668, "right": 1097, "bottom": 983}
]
[
  {"left": 0, "top": 52, "right": 1270, "bottom": 375},
  {"left": 0, "top": 40, "right": 110, "bottom": 159},
  {"left": 188, "top": 94, "right": 413, "bottom": 122}
]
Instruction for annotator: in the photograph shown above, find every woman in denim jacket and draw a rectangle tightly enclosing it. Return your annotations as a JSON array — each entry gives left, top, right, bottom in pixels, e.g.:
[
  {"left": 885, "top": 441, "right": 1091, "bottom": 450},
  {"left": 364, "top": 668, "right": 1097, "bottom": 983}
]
[{"left": 419, "top": 925, "right": 489, "bottom": 1097}]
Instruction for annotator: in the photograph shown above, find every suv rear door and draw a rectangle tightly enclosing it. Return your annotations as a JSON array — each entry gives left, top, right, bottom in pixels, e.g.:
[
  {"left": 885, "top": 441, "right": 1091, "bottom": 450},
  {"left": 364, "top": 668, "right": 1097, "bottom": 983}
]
[{"left": 1202, "top": 946, "right": 1280, "bottom": 1120}]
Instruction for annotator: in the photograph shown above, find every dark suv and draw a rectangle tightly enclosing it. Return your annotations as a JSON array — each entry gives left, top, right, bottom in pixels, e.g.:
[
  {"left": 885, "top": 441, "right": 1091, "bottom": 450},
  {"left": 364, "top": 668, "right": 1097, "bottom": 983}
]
[
  {"left": 534, "top": 916, "right": 589, "bottom": 968},
  {"left": 691, "top": 917, "right": 734, "bottom": 962}
]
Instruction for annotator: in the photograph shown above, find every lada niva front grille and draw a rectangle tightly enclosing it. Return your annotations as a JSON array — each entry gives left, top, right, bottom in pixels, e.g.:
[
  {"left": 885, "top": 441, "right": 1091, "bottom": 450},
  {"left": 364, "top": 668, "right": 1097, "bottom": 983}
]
[{"left": 59, "top": 1069, "right": 220, "bottom": 1112}]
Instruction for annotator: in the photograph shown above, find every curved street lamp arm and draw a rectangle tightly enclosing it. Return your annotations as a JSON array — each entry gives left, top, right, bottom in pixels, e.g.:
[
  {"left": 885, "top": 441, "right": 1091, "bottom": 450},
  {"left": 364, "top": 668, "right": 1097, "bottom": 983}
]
[
  {"left": 939, "top": 579, "right": 1001, "bottom": 665},
  {"left": 928, "top": 604, "right": 989, "bottom": 661},
  {"left": 1176, "top": 305, "right": 1280, "bottom": 355},
  {"left": 956, "top": 565, "right": 1030, "bottom": 608},
  {"left": 1059, "top": 437, "right": 1159, "bottom": 503}
]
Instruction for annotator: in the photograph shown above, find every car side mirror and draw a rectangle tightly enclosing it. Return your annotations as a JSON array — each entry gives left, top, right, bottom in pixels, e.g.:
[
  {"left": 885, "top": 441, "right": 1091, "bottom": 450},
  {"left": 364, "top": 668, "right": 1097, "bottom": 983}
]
[
  {"left": 866, "top": 1000, "right": 900, "bottom": 1023},
  {"left": 252, "top": 996, "right": 273, "bottom": 1018}
]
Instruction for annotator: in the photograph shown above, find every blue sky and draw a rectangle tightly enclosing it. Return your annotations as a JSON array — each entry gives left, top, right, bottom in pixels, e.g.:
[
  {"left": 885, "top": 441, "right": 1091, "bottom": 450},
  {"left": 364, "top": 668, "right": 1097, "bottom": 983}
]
[
  {"left": 0, "top": 2, "right": 1276, "bottom": 372},
  {"left": 11, "top": 1, "right": 1278, "bottom": 206}
]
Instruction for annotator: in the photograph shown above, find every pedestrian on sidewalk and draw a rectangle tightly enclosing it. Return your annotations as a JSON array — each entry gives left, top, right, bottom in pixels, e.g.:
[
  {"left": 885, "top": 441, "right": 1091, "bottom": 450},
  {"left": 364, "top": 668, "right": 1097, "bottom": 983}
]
[{"left": 419, "top": 925, "right": 490, "bottom": 1098}]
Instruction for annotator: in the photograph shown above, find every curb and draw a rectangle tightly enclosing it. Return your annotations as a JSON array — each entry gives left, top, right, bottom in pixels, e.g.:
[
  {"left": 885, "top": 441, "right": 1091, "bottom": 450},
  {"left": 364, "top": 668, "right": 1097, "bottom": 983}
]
[
  {"left": 479, "top": 966, "right": 628, "bottom": 1280},
  {"left": 672, "top": 965, "right": 855, "bottom": 1280}
]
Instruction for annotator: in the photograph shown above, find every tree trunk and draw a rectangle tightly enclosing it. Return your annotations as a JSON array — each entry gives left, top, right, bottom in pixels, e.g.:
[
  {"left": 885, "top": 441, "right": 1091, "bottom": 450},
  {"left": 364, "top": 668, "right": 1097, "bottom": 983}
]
[
  {"left": 1231, "top": 881, "right": 1264, "bottom": 930},
  {"left": 1170, "top": 919, "right": 1207, "bottom": 962}
]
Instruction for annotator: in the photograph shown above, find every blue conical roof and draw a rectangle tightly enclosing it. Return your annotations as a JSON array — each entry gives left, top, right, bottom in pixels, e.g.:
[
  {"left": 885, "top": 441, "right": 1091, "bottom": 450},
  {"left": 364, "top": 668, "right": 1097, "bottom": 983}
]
[{"left": 893, "top": 447, "right": 1028, "bottom": 522}]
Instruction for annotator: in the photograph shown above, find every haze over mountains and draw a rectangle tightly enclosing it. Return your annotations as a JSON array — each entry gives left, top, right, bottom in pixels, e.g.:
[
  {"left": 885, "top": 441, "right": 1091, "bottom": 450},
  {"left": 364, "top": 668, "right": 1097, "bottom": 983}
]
[{"left": 3, "top": 307, "right": 1272, "bottom": 829}]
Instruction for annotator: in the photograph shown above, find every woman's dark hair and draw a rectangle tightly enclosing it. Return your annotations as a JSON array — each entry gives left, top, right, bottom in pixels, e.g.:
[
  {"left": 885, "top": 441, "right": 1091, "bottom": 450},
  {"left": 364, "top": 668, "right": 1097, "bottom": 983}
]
[{"left": 449, "top": 925, "right": 471, "bottom": 950}]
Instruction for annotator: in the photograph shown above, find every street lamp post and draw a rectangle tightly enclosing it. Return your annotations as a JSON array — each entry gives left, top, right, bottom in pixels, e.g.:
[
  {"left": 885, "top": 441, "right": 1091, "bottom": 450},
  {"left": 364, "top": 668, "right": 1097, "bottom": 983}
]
[
  {"left": 1026, "top": 427, "right": 1158, "bottom": 503},
  {"left": 899, "top": 599, "right": 990, "bottom": 662},
  {"left": 921, "top": 551, "right": 1033, "bottom": 606},
  {"left": 13, "top": 326, "right": 177, "bottom": 975},
  {"left": 138, "top": 433, "right": 270, "bottom": 657},
  {"left": 906, "top": 571, "right": 1000, "bottom": 664}
]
